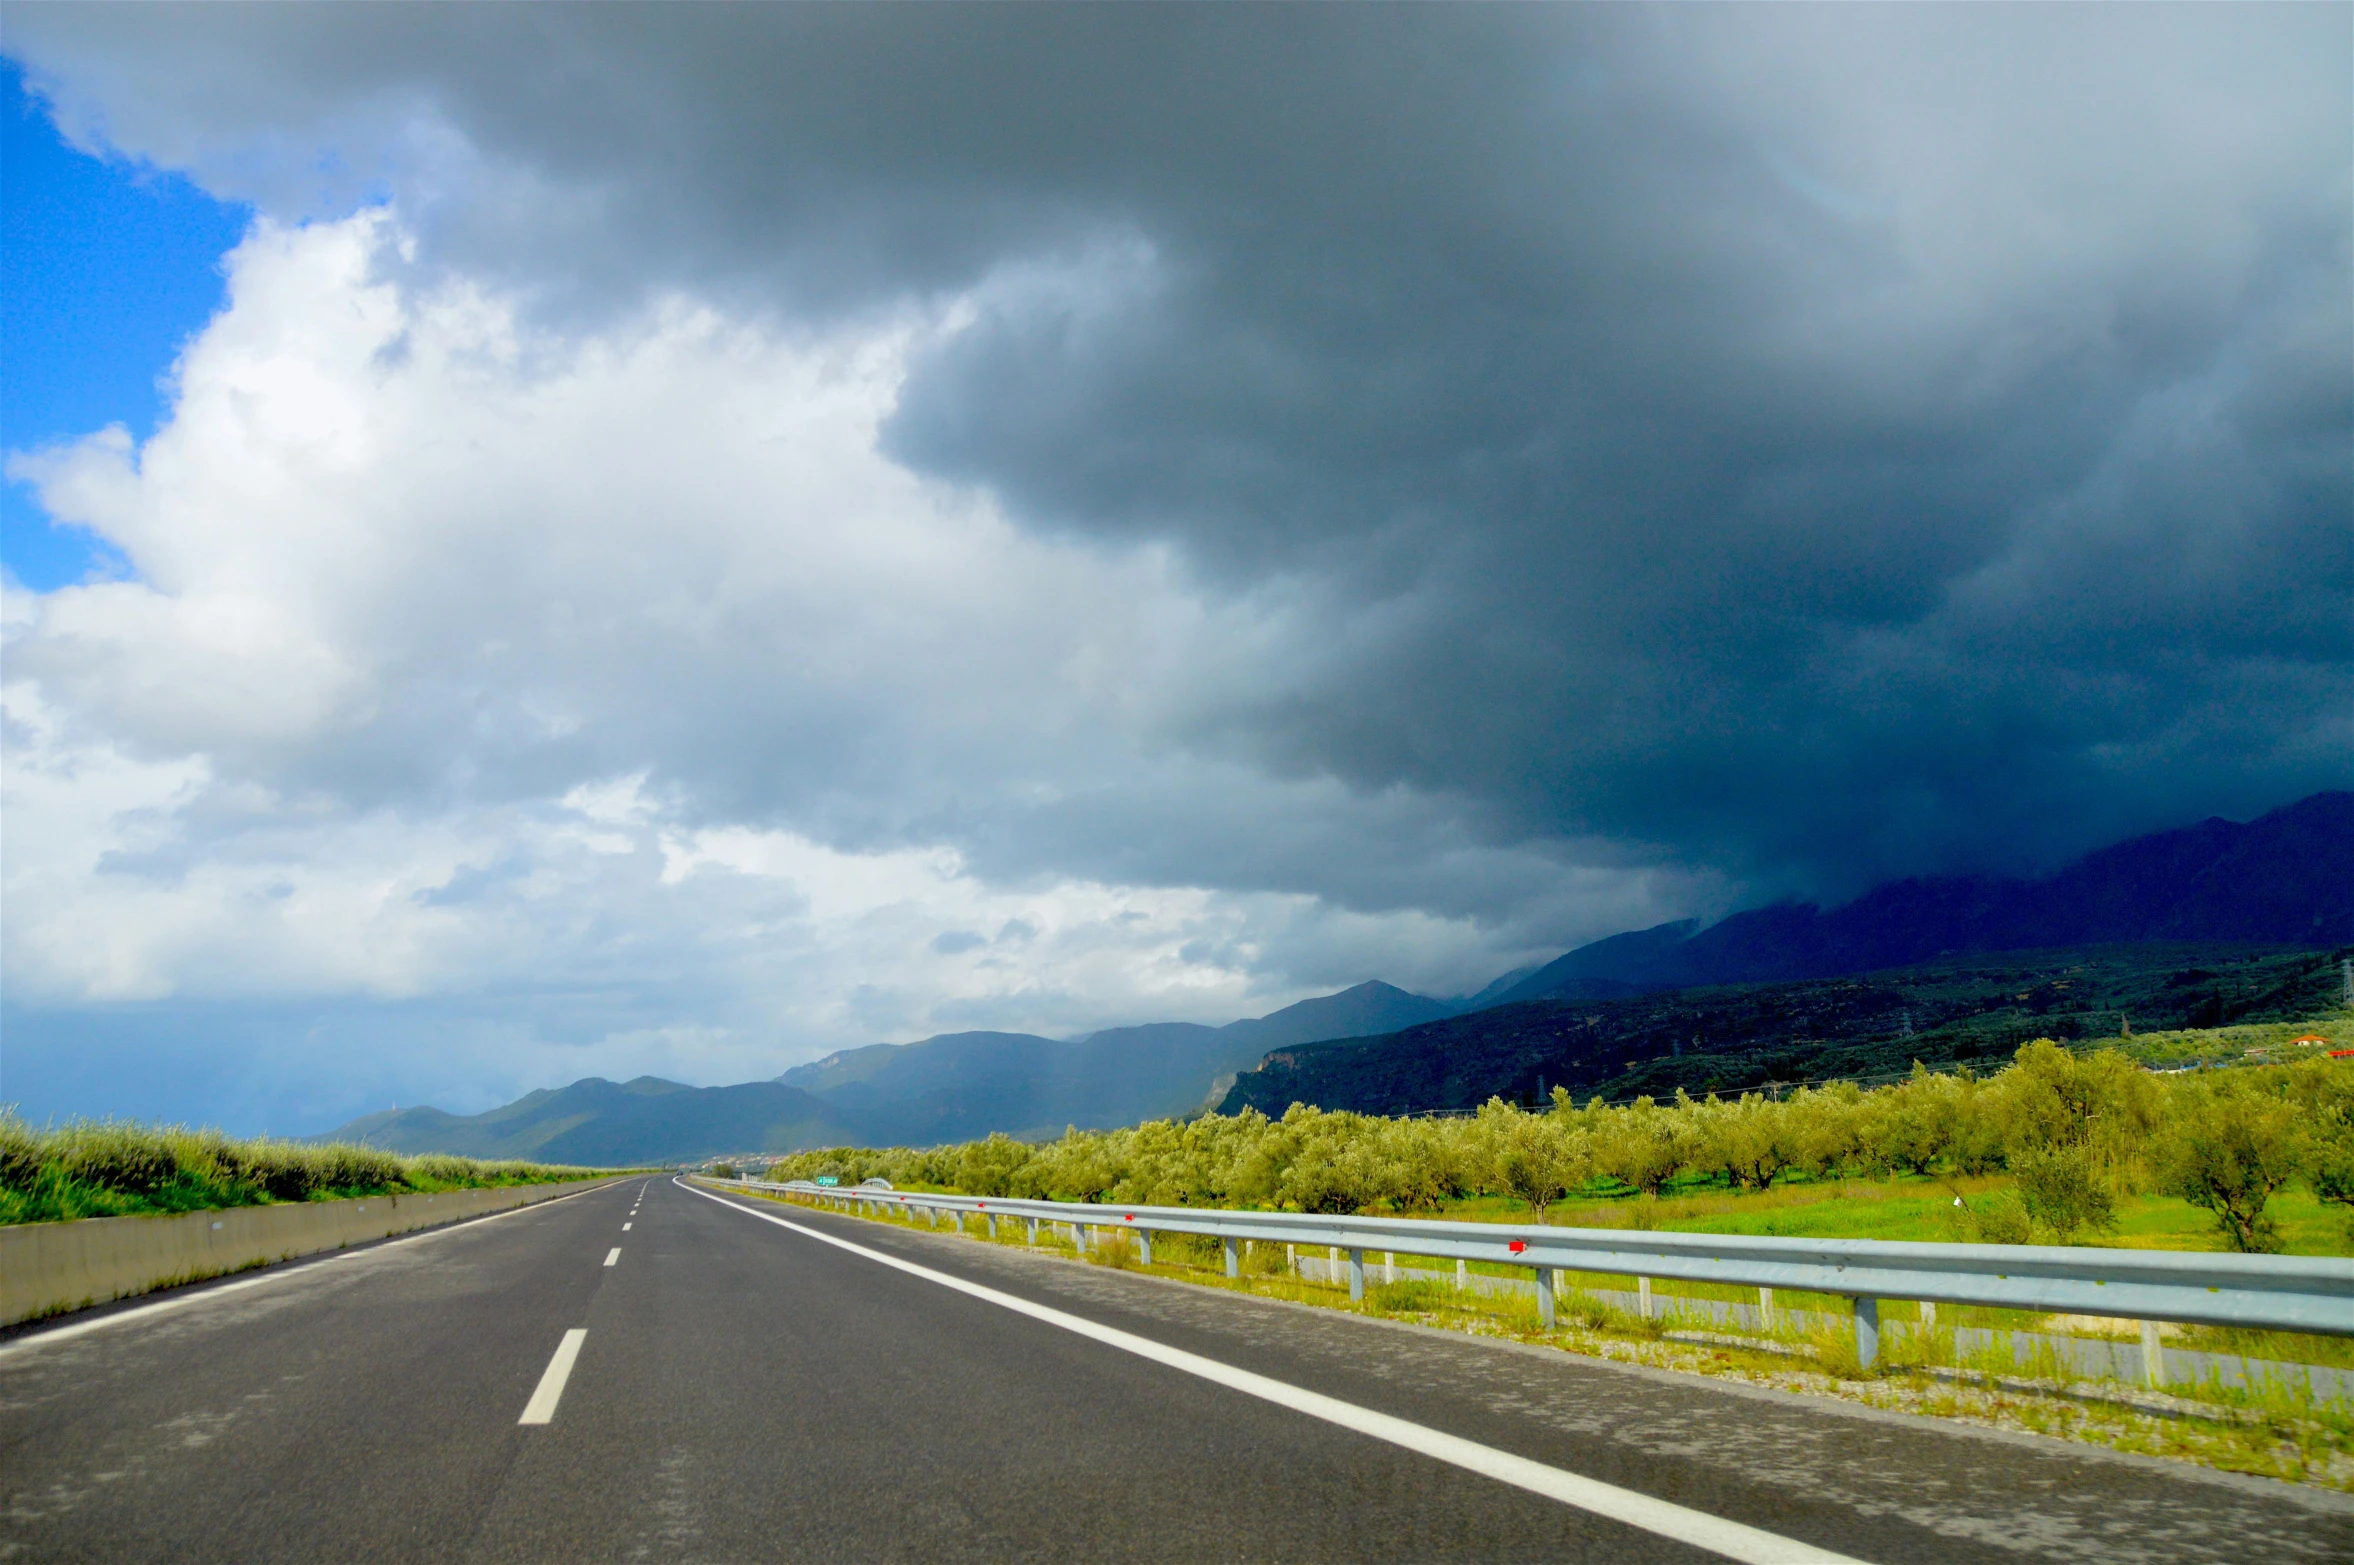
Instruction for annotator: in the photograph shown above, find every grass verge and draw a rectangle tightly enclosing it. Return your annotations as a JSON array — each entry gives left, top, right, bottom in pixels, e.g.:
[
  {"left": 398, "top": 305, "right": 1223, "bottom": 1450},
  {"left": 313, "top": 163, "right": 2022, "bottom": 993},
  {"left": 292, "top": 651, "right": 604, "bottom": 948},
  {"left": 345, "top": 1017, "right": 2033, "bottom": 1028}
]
[{"left": 0, "top": 1113, "right": 615, "bottom": 1226}]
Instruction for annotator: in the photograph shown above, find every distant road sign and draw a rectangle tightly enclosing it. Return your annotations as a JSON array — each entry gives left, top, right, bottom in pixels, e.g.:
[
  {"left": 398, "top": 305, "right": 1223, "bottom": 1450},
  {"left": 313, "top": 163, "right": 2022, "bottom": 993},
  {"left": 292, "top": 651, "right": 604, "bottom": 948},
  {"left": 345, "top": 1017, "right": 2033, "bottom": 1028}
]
[{"left": 815, "top": 1175, "right": 840, "bottom": 1186}]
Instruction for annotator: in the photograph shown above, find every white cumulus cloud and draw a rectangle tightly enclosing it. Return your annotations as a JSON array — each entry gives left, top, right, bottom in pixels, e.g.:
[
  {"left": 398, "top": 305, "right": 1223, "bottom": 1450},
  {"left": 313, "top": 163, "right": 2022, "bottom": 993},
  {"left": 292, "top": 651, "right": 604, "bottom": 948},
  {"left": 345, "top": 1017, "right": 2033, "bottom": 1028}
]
[{"left": 4, "top": 211, "right": 1662, "bottom": 1122}]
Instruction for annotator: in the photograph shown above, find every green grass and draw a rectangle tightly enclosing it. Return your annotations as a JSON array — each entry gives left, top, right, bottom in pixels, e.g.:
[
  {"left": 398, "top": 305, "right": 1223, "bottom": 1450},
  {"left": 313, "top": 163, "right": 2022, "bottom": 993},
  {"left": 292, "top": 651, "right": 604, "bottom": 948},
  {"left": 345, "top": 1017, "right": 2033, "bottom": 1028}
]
[{"left": 0, "top": 1114, "right": 609, "bottom": 1226}]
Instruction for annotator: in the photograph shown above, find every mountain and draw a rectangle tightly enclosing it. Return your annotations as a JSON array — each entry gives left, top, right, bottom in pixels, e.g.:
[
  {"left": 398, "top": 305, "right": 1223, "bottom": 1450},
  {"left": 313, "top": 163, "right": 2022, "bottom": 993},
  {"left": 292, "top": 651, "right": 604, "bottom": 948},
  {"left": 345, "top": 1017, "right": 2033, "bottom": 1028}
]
[
  {"left": 330, "top": 980, "right": 1467, "bottom": 1160},
  {"left": 778, "top": 980, "right": 1463, "bottom": 1144},
  {"left": 329, "top": 1075, "right": 858, "bottom": 1164},
  {"left": 1488, "top": 792, "right": 2354, "bottom": 1006},
  {"left": 1220, "top": 942, "right": 2351, "bottom": 1119},
  {"left": 1455, "top": 964, "right": 1545, "bottom": 1010},
  {"left": 1215, "top": 981, "right": 1461, "bottom": 1052}
]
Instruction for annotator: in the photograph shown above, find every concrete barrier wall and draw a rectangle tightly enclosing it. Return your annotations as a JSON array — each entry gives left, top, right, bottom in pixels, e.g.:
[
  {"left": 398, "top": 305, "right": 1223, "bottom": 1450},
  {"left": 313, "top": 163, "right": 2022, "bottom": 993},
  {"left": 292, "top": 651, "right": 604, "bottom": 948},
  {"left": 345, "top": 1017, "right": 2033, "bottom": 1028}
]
[{"left": 1, "top": 1177, "right": 623, "bottom": 1327}]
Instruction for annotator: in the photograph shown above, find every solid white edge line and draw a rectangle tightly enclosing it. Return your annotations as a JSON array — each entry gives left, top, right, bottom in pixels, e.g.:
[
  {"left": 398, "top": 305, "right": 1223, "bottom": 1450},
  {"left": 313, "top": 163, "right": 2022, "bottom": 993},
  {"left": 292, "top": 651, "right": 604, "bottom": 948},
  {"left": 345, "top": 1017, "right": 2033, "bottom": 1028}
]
[
  {"left": 604, "top": 1247, "right": 621, "bottom": 1266},
  {"left": 0, "top": 1178, "right": 629, "bottom": 1358},
  {"left": 681, "top": 1179, "right": 1866, "bottom": 1565},
  {"left": 518, "top": 1327, "right": 588, "bottom": 1425}
]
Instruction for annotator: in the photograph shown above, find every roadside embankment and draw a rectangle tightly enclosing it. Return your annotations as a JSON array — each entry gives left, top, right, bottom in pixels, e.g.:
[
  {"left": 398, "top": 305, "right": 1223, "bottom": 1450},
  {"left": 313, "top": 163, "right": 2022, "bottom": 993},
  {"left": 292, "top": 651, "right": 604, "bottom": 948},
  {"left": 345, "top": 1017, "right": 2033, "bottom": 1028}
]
[{"left": 1, "top": 1176, "right": 619, "bottom": 1326}]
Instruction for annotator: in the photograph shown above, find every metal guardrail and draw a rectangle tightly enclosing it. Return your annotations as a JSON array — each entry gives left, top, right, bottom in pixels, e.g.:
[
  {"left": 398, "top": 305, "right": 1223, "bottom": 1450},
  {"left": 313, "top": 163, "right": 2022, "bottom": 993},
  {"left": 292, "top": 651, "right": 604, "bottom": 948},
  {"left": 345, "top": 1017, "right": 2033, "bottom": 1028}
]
[{"left": 713, "top": 1178, "right": 2354, "bottom": 1371}]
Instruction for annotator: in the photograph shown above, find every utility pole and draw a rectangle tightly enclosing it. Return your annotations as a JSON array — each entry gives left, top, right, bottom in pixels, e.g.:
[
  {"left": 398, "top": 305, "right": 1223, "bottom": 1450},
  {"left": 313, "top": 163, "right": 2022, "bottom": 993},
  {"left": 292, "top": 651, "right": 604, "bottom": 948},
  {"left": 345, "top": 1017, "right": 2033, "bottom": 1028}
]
[{"left": 2343, "top": 957, "right": 2352, "bottom": 1007}]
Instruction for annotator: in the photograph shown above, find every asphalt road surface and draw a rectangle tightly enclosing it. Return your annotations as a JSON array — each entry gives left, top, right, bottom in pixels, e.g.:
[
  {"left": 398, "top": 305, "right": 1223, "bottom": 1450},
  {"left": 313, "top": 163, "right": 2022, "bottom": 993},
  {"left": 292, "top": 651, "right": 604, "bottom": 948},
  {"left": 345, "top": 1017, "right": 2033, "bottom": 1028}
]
[{"left": 3, "top": 1176, "right": 2348, "bottom": 1563}]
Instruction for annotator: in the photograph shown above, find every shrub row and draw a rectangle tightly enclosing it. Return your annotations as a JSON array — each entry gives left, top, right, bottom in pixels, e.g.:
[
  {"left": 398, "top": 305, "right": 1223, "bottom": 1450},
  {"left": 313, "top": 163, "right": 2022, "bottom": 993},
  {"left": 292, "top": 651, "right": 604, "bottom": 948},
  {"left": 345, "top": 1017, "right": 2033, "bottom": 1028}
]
[
  {"left": 764, "top": 1041, "right": 2354, "bottom": 1253},
  {"left": 0, "top": 1116, "right": 598, "bottom": 1225}
]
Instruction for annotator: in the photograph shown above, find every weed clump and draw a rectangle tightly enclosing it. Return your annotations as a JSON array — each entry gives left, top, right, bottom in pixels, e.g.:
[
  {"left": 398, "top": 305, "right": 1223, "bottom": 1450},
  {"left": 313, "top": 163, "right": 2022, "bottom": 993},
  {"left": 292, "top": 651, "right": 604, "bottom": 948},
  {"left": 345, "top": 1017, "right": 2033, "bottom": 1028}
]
[{"left": 1087, "top": 1226, "right": 1140, "bottom": 1268}]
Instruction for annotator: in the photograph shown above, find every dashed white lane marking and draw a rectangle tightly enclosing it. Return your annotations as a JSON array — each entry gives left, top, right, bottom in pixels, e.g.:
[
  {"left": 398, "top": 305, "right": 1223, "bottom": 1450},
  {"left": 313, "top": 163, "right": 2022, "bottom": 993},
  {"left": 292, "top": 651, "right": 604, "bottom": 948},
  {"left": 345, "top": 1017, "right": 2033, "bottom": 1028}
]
[
  {"left": 623, "top": 1222, "right": 633, "bottom": 1231},
  {"left": 604, "top": 1247, "right": 621, "bottom": 1266},
  {"left": 683, "top": 1180, "right": 1866, "bottom": 1565},
  {"left": 518, "top": 1329, "right": 588, "bottom": 1425}
]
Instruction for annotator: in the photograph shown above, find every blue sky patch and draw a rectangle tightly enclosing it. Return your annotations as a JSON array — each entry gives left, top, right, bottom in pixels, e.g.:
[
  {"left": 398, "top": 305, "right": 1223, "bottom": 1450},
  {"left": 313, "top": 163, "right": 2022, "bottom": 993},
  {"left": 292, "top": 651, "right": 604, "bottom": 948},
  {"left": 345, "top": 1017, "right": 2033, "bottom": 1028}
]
[{"left": 2, "top": 60, "right": 249, "bottom": 589}]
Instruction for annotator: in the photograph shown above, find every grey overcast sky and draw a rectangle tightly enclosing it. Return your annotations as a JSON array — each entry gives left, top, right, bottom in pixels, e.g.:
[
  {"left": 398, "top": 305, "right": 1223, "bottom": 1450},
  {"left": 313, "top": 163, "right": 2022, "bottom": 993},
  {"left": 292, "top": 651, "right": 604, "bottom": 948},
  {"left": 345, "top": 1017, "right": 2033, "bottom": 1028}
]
[{"left": 2, "top": 5, "right": 2346, "bottom": 1131}]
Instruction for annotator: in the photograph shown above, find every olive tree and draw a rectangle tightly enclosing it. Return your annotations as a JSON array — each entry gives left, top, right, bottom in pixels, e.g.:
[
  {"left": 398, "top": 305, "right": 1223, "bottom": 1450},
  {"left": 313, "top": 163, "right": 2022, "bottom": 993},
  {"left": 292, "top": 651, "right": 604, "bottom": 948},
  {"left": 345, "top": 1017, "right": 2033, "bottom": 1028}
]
[
  {"left": 2157, "top": 1080, "right": 2306, "bottom": 1253},
  {"left": 1473, "top": 1099, "right": 1593, "bottom": 1222}
]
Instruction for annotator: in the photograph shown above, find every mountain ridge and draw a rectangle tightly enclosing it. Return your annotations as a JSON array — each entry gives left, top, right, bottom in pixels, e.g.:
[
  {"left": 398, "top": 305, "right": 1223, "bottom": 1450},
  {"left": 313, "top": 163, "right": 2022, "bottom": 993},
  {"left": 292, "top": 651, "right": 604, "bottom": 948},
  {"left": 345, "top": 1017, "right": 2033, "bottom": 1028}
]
[
  {"left": 328, "top": 792, "right": 2351, "bottom": 1161},
  {"left": 329, "top": 981, "right": 1463, "bottom": 1157},
  {"left": 772, "top": 980, "right": 1463, "bottom": 1144},
  {"left": 1492, "top": 791, "right": 2353, "bottom": 1004},
  {"left": 328, "top": 1076, "right": 857, "bottom": 1164}
]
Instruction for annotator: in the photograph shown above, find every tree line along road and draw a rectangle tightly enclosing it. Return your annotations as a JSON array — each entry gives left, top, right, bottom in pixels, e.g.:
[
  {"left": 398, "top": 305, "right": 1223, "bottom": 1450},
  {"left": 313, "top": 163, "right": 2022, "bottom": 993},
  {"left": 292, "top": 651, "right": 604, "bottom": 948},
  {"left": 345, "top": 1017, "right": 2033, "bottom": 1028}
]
[{"left": 1, "top": 1175, "right": 2347, "bottom": 1563}]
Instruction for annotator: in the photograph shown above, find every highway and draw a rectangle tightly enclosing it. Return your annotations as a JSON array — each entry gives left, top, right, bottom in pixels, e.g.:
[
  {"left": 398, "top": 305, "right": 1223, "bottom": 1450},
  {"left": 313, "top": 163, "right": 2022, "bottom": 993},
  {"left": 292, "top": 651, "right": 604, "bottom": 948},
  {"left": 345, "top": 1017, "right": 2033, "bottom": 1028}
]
[{"left": 2, "top": 1176, "right": 2347, "bottom": 1563}]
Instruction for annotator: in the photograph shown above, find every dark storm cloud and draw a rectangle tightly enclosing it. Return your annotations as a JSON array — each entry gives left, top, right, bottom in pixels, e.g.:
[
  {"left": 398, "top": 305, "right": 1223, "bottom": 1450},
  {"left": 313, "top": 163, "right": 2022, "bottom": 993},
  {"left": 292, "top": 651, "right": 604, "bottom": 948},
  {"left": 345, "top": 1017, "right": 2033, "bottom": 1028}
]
[{"left": 11, "top": 3, "right": 2349, "bottom": 902}]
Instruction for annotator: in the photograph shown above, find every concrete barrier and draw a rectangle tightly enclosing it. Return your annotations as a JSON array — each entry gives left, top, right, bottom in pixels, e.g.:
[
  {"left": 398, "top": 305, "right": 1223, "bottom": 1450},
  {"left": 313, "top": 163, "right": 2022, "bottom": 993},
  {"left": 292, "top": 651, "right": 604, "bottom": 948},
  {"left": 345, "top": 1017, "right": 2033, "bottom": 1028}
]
[{"left": 1, "top": 1177, "right": 623, "bottom": 1327}]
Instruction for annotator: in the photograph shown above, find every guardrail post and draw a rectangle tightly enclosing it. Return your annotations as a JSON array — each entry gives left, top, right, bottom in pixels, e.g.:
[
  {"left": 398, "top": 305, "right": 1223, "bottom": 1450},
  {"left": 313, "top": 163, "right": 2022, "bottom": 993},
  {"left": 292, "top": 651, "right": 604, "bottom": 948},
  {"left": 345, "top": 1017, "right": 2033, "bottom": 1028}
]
[
  {"left": 1384, "top": 1251, "right": 1397, "bottom": 1284},
  {"left": 1347, "top": 1249, "right": 1366, "bottom": 1301},
  {"left": 1638, "top": 1276, "right": 1653, "bottom": 1321},
  {"left": 1224, "top": 1236, "right": 1240, "bottom": 1279},
  {"left": 1287, "top": 1242, "right": 1298, "bottom": 1277},
  {"left": 1026, "top": 1218, "right": 1040, "bottom": 1245},
  {"left": 1328, "top": 1244, "right": 1341, "bottom": 1284},
  {"left": 1136, "top": 1230, "right": 1153, "bottom": 1266},
  {"left": 1536, "top": 1266, "right": 1556, "bottom": 1329},
  {"left": 1854, "top": 1297, "right": 1880, "bottom": 1371},
  {"left": 2141, "top": 1320, "right": 2164, "bottom": 1387},
  {"left": 1455, "top": 1258, "right": 1466, "bottom": 1291}
]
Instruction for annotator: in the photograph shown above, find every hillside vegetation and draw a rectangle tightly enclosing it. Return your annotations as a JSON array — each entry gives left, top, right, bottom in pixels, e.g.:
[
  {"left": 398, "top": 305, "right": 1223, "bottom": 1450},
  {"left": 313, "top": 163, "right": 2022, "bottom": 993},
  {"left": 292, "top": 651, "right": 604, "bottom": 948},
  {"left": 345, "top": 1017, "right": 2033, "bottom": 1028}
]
[
  {"left": 0, "top": 1115, "right": 608, "bottom": 1226},
  {"left": 763, "top": 1038, "right": 2354, "bottom": 1256},
  {"left": 1221, "top": 944, "right": 2351, "bottom": 1118}
]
